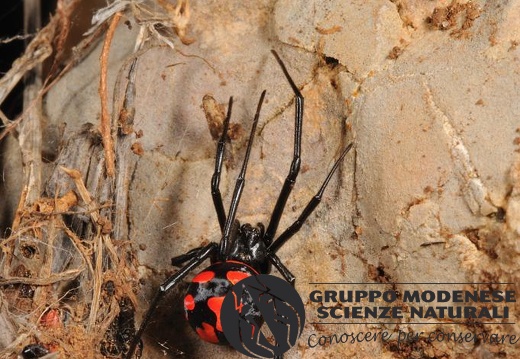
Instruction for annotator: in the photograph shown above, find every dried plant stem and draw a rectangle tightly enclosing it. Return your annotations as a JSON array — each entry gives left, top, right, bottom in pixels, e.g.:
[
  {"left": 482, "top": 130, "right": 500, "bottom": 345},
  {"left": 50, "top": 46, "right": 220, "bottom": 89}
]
[
  {"left": 60, "top": 166, "right": 121, "bottom": 332},
  {"left": 19, "top": 0, "right": 43, "bottom": 205},
  {"left": 0, "top": 0, "right": 84, "bottom": 141},
  {"left": 99, "top": 13, "right": 122, "bottom": 178},
  {"left": 11, "top": 187, "right": 28, "bottom": 233},
  {"left": 0, "top": 22, "right": 52, "bottom": 108},
  {"left": 0, "top": 269, "right": 85, "bottom": 286}
]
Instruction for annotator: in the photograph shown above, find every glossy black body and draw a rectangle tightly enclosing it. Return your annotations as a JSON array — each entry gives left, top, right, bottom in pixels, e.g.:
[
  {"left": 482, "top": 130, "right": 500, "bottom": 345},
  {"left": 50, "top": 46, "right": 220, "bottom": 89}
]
[{"left": 125, "top": 51, "right": 353, "bottom": 359}]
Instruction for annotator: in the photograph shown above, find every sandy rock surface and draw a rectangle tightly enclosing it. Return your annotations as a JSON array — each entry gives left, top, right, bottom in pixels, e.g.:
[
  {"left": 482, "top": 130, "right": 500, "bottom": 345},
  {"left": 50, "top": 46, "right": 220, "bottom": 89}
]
[{"left": 4, "top": 0, "right": 518, "bottom": 358}]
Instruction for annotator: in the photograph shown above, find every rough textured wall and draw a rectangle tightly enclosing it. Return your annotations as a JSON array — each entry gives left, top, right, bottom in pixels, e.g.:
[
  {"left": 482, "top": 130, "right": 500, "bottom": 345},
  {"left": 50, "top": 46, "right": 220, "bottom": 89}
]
[{"left": 1, "top": 0, "right": 519, "bottom": 358}]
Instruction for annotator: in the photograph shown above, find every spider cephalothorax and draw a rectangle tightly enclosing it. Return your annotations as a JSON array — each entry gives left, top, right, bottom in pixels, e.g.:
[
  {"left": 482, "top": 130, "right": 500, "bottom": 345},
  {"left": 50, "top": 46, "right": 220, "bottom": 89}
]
[{"left": 226, "top": 222, "right": 270, "bottom": 273}]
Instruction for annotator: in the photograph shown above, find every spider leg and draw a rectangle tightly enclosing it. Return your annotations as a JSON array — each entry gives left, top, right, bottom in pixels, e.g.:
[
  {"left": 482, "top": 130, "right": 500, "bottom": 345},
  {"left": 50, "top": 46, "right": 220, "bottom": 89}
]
[
  {"left": 171, "top": 246, "right": 204, "bottom": 267},
  {"left": 268, "top": 143, "right": 353, "bottom": 253},
  {"left": 268, "top": 252, "right": 295, "bottom": 286},
  {"left": 220, "top": 91, "right": 266, "bottom": 258},
  {"left": 264, "top": 50, "right": 303, "bottom": 245},
  {"left": 211, "top": 97, "right": 233, "bottom": 233},
  {"left": 126, "top": 243, "right": 218, "bottom": 359}
]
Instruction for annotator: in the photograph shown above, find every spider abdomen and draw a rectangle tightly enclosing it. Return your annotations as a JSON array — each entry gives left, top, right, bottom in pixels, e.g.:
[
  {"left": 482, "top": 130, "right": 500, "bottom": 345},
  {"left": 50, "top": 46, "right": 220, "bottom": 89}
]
[{"left": 184, "top": 261, "right": 259, "bottom": 344}]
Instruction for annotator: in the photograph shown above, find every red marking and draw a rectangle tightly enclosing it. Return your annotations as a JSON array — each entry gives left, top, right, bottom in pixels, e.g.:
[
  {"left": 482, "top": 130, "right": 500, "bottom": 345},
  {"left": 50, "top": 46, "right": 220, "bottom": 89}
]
[
  {"left": 207, "top": 297, "right": 225, "bottom": 332},
  {"left": 226, "top": 270, "right": 251, "bottom": 285},
  {"left": 196, "top": 322, "right": 219, "bottom": 343},
  {"left": 184, "top": 294, "right": 195, "bottom": 311},
  {"left": 193, "top": 271, "right": 215, "bottom": 283}
]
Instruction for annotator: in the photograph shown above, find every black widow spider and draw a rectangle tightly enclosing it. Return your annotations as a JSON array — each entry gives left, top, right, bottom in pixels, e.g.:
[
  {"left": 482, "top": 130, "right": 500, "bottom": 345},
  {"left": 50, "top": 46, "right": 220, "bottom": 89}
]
[{"left": 125, "top": 50, "right": 353, "bottom": 358}]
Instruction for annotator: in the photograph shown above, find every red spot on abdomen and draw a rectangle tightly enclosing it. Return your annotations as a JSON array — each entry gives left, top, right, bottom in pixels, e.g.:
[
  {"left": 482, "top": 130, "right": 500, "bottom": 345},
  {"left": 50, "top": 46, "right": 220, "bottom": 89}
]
[
  {"left": 193, "top": 271, "right": 215, "bottom": 283},
  {"left": 184, "top": 294, "right": 195, "bottom": 311},
  {"left": 207, "top": 297, "right": 225, "bottom": 332},
  {"left": 227, "top": 270, "right": 251, "bottom": 285},
  {"left": 197, "top": 322, "right": 219, "bottom": 343}
]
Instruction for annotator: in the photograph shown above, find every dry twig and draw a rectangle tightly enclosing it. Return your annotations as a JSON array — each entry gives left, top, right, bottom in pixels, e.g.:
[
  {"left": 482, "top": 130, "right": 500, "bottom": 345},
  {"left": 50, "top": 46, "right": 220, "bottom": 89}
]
[{"left": 99, "top": 13, "right": 122, "bottom": 178}]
